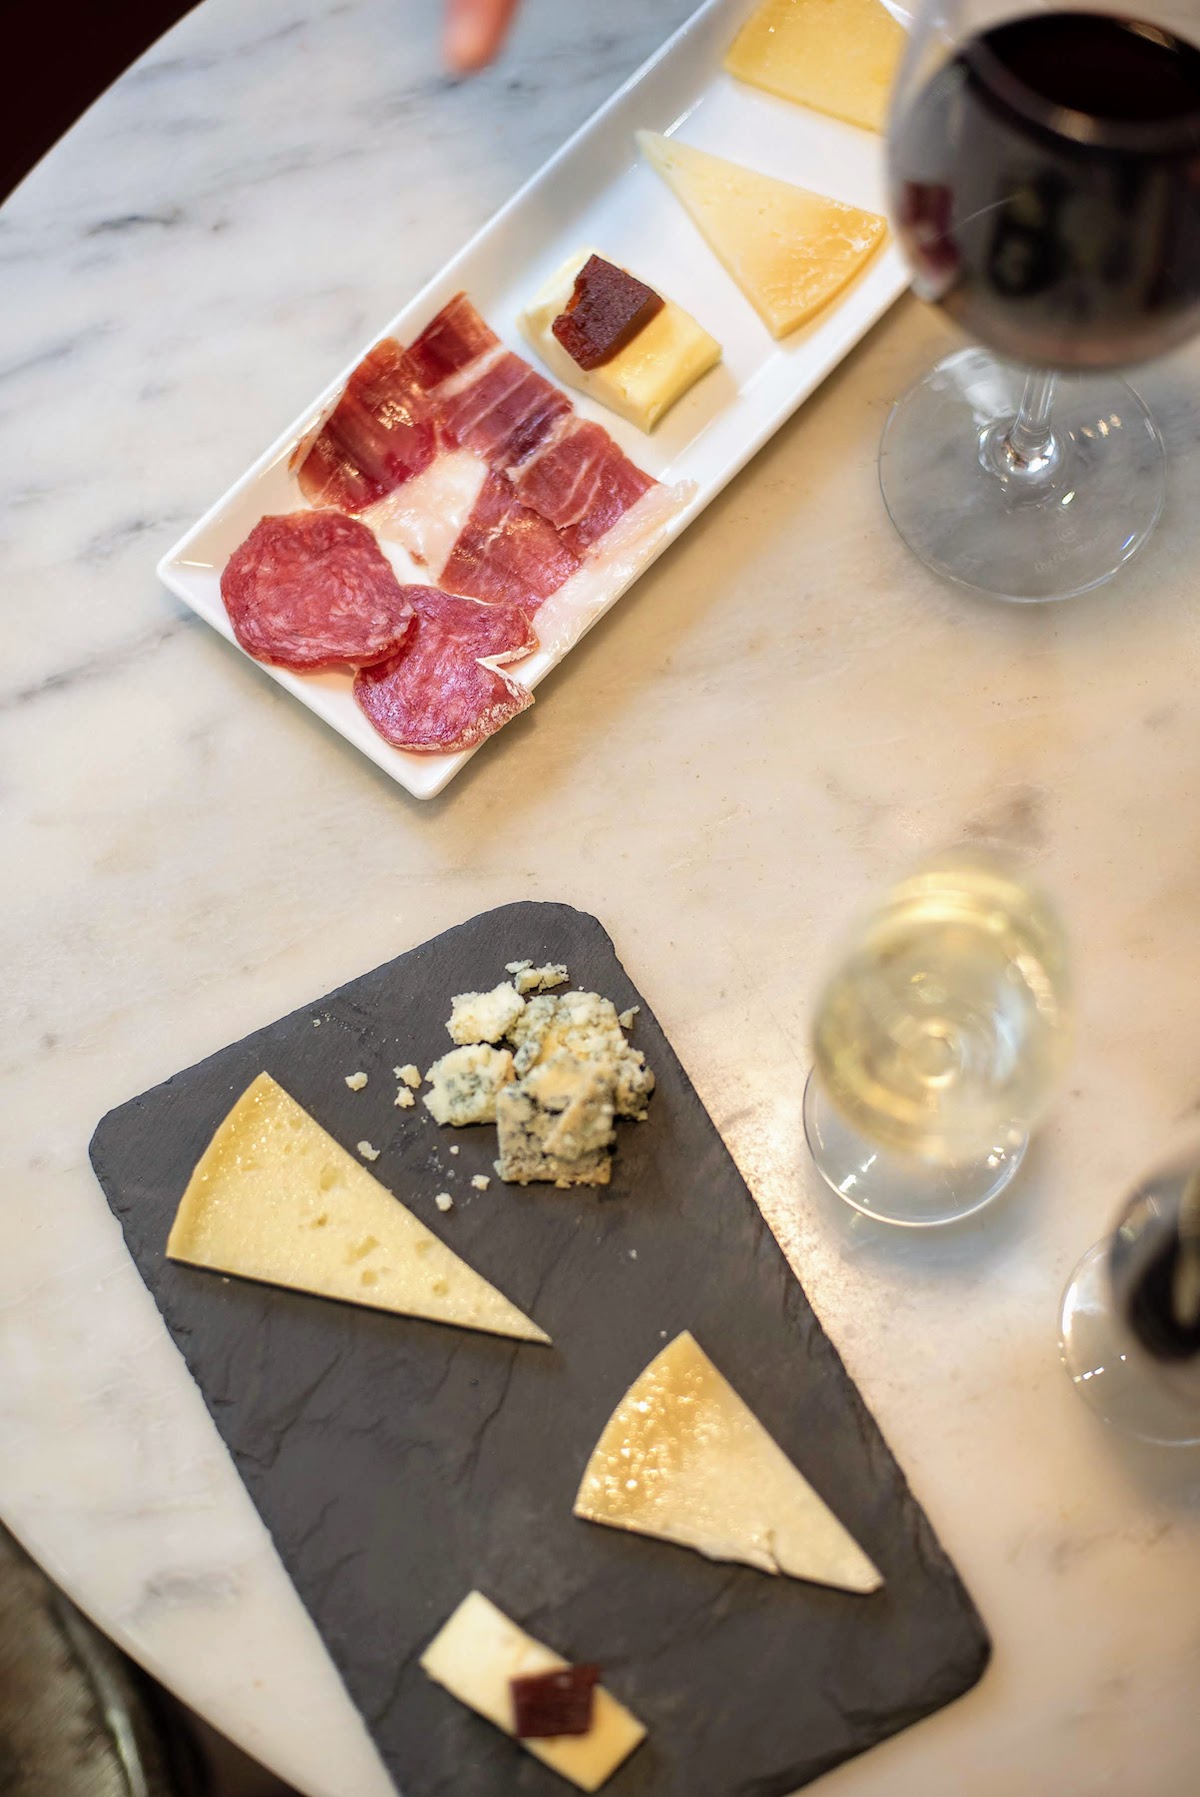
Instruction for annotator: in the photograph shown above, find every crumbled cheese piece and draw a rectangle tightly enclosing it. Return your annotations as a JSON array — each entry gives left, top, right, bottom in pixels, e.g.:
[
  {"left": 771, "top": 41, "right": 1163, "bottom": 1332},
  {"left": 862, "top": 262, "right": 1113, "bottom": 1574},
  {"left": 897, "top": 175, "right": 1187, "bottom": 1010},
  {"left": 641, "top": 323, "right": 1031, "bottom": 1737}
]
[
  {"left": 434, "top": 1191, "right": 454, "bottom": 1213},
  {"left": 356, "top": 1141, "right": 380, "bottom": 1162},
  {"left": 394, "top": 1064, "right": 421, "bottom": 1088},
  {"left": 447, "top": 982, "right": 526, "bottom": 1045},
  {"left": 629, "top": 1249, "right": 638, "bottom": 1260},
  {"left": 312, "top": 1019, "right": 321, "bottom": 1028},
  {"left": 449, "top": 1144, "right": 459, "bottom": 1155},
  {"left": 495, "top": 1067, "right": 613, "bottom": 1187},
  {"left": 506, "top": 961, "right": 570, "bottom": 996},
  {"left": 394, "top": 1087, "right": 415, "bottom": 1109},
  {"left": 424, "top": 1045, "right": 516, "bottom": 1126},
  {"left": 345, "top": 1072, "right": 368, "bottom": 1091},
  {"left": 471, "top": 1174, "right": 490, "bottom": 1191},
  {"left": 505, "top": 991, "right": 654, "bottom": 1117},
  {"left": 618, "top": 1006, "right": 640, "bottom": 1029}
]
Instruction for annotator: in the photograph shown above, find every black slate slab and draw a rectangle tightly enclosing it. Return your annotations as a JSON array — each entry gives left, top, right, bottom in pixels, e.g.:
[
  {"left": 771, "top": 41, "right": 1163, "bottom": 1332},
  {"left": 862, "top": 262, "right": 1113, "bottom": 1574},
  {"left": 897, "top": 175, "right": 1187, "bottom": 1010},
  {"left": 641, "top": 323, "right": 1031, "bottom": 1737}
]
[{"left": 90, "top": 901, "right": 989, "bottom": 1797}]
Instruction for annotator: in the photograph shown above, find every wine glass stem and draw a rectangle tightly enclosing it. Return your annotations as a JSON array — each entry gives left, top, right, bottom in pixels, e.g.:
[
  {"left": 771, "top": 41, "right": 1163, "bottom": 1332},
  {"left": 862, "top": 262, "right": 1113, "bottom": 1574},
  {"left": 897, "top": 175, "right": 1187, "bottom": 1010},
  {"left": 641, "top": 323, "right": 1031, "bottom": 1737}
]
[{"left": 981, "top": 368, "right": 1062, "bottom": 483}]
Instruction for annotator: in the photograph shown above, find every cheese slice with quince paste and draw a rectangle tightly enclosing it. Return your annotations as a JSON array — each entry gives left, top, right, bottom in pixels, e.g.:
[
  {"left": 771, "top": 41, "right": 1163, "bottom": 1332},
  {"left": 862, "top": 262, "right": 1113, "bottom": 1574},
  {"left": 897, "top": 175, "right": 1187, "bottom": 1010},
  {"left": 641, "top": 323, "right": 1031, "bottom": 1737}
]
[
  {"left": 166, "top": 1071, "right": 548, "bottom": 1344},
  {"left": 574, "top": 1331, "right": 881, "bottom": 1591},
  {"left": 419, "top": 1590, "right": 646, "bottom": 1792},
  {"left": 725, "top": 0, "right": 905, "bottom": 133},
  {"left": 637, "top": 131, "right": 886, "bottom": 338}
]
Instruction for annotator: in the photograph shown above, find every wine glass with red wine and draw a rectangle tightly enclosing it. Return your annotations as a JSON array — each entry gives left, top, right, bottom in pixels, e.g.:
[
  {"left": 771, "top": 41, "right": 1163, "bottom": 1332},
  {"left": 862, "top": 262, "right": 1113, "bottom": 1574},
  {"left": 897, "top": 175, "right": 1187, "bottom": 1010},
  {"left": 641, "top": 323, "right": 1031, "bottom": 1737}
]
[{"left": 881, "top": 2, "right": 1200, "bottom": 601}]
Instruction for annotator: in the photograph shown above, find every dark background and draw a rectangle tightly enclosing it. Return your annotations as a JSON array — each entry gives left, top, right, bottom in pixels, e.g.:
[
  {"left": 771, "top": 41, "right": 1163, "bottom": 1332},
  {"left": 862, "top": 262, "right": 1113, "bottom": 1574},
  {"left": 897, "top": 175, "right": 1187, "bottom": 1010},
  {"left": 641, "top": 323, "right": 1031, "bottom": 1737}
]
[{"left": 2, "top": 0, "right": 202, "bottom": 201}]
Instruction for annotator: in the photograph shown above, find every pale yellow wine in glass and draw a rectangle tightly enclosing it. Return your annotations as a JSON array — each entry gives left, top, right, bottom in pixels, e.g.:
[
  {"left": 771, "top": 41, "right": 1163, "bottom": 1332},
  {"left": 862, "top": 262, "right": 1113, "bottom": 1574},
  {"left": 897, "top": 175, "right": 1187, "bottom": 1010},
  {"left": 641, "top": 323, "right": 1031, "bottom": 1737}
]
[{"left": 804, "top": 850, "right": 1071, "bottom": 1225}]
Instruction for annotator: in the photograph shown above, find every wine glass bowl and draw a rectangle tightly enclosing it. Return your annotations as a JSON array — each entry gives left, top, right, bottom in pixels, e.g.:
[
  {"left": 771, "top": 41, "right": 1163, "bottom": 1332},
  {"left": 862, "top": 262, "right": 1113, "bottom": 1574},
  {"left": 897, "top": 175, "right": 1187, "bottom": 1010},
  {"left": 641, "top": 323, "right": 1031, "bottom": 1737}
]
[
  {"left": 1060, "top": 1151, "right": 1200, "bottom": 1445},
  {"left": 805, "top": 850, "right": 1071, "bottom": 1226},
  {"left": 880, "top": 1, "right": 1200, "bottom": 601}
]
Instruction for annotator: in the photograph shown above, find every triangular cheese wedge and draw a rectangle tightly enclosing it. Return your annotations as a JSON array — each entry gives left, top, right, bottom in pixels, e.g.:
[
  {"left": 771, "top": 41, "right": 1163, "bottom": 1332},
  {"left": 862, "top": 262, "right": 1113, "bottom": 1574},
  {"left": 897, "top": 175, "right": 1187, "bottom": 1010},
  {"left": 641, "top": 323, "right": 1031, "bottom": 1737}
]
[
  {"left": 167, "top": 1072, "right": 548, "bottom": 1344},
  {"left": 725, "top": 0, "right": 905, "bottom": 133},
  {"left": 573, "top": 1331, "right": 881, "bottom": 1591},
  {"left": 637, "top": 132, "right": 886, "bottom": 339}
]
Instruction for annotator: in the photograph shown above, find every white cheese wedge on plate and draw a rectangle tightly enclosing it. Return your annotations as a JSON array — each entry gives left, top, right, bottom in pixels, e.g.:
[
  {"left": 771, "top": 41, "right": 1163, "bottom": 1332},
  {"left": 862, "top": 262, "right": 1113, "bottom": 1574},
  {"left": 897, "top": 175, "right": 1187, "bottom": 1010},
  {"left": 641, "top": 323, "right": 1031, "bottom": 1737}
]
[
  {"left": 724, "top": 0, "right": 906, "bottom": 133},
  {"left": 166, "top": 1071, "right": 547, "bottom": 1344},
  {"left": 637, "top": 132, "right": 887, "bottom": 339},
  {"left": 419, "top": 1590, "right": 646, "bottom": 1792},
  {"left": 574, "top": 1330, "right": 882, "bottom": 1591},
  {"left": 520, "top": 248, "right": 721, "bottom": 432}
]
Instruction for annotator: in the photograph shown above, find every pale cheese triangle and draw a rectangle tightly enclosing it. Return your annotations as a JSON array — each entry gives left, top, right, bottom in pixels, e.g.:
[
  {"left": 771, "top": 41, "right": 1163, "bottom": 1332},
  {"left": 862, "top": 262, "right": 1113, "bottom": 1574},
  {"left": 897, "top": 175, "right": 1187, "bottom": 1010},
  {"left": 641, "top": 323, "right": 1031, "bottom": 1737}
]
[
  {"left": 725, "top": 0, "right": 905, "bottom": 133},
  {"left": 637, "top": 131, "right": 886, "bottom": 339},
  {"left": 167, "top": 1072, "right": 548, "bottom": 1344},
  {"left": 574, "top": 1331, "right": 882, "bottom": 1591}
]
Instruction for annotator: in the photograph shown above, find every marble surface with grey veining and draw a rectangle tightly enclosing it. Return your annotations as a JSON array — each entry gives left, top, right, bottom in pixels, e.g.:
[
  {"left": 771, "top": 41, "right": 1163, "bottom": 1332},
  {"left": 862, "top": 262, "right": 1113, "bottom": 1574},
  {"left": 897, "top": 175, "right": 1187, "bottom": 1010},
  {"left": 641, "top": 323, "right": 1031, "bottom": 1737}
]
[{"left": 2, "top": 1, "right": 1199, "bottom": 1793}]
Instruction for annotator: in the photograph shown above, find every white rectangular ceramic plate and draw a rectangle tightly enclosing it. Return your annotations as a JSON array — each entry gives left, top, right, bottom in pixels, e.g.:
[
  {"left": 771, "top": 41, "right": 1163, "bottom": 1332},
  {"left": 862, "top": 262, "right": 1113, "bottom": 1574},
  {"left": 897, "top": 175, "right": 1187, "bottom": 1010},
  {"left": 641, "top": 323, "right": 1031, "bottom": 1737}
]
[{"left": 158, "top": 0, "right": 909, "bottom": 799}]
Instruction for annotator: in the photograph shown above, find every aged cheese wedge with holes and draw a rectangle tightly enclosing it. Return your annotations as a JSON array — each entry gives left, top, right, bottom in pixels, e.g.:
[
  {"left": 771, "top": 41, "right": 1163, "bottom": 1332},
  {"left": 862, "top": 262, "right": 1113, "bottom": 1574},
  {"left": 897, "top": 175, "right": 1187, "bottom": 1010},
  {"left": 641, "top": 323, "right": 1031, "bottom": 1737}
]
[
  {"left": 420, "top": 1591, "right": 646, "bottom": 1792},
  {"left": 574, "top": 1331, "right": 882, "bottom": 1590},
  {"left": 166, "top": 1072, "right": 548, "bottom": 1344},
  {"left": 724, "top": 0, "right": 905, "bottom": 133},
  {"left": 637, "top": 132, "right": 886, "bottom": 338}
]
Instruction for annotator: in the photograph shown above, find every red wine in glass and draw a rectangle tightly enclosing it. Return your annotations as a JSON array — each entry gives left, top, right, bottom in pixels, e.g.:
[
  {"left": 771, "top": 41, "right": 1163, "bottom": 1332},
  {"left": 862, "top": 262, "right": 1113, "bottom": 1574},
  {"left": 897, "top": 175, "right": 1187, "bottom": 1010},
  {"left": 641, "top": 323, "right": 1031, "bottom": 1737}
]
[{"left": 891, "top": 12, "right": 1200, "bottom": 369}]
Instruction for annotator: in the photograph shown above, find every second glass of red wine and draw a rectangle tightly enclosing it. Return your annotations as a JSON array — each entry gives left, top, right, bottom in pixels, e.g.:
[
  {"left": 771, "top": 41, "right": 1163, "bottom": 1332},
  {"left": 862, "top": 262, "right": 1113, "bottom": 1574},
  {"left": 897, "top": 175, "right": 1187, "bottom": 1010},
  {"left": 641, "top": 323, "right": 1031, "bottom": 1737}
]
[{"left": 881, "top": 2, "right": 1200, "bottom": 601}]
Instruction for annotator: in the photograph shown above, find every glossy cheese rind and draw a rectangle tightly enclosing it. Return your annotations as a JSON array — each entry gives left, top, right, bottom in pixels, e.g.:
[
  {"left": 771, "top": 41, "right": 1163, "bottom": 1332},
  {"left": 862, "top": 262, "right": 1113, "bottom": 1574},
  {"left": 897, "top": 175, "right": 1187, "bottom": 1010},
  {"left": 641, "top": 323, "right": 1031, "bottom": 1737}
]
[
  {"left": 419, "top": 1591, "right": 647, "bottom": 1792},
  {"left": 166, "top": 1071, "right": 548, "bottom": 1343},
  {"left": 521, "top": 248, "right": 721, "bottom": 432},
  {"left": 574, "top": 1330, "right": 883, "bottom": 1591},
  {"left": 724, "top": 0, "right": 906, "bottom": 133},
  {"left": 637, "top": 132, "right": 886, "bottom": 339}
]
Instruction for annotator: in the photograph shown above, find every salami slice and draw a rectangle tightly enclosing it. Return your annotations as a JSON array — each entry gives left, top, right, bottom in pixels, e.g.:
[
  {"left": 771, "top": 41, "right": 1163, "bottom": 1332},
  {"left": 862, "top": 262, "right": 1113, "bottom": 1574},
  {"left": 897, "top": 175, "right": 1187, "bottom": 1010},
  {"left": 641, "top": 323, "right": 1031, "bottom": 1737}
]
[
  {"left": 353, "top": 587, "right": 536, "bottom": 753},
  {"left": 221, "top": 511, "right": 416, "bottom": 672}
]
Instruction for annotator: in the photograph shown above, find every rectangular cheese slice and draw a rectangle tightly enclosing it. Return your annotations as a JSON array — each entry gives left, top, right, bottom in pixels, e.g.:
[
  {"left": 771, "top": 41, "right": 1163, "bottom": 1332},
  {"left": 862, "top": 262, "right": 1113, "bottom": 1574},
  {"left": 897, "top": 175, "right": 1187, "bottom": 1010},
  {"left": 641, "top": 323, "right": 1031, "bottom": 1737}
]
[
  {"left": 419, "top": 1591, "right": 646, "bottom": 1792},
  {"left": 637, "top": 131, "right": 886, "bottom": 339},
  {"left": 724, "top": 0, "right": 906, "bottom": 133},
  {"left": 521, "top": 248, "right": 721, "bottom": 432},
  {"left": 574, "top": 1331, "right": 882, "bottom": 1592},
  {"left": 166, "top": 1072, "right": 548, "bottom": 1344}
]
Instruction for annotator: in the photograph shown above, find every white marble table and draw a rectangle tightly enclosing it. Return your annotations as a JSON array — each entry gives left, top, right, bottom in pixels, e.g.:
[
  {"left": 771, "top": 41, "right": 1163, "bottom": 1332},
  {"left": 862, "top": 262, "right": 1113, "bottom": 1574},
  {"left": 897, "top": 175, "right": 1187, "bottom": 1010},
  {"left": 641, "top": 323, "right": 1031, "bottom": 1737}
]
[{"left": 3, "top": 1, "right": 1199, "bottom": 1792}]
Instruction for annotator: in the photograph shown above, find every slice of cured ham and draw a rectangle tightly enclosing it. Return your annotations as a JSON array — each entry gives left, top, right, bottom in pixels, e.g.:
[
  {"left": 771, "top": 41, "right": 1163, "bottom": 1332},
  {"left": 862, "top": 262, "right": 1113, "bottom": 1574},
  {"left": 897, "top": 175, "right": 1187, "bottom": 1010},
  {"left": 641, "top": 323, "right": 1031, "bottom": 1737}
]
[
  {"left": 440, "top": 472, "right": 580, "bottom": 610},
  {"left": 296, "top": 339, "right": 435, "bottom": 512},
  {"left": 407, "top": 292, "right": 500, "bottom": 390},
  {"left": 220, "top": 510, "right": 416, "bottom": 672},
  {"left": 439, "top": 351, "right": 572, "bottom": 469},
  {"left": 511, "top": 421, "right": 654, "bottom": 557},
  {"left": 353, "top": 587, "right": 536, "bottom": 753},
  {"left": 365, "top": 450, "right": 489, "bottom": 573}
]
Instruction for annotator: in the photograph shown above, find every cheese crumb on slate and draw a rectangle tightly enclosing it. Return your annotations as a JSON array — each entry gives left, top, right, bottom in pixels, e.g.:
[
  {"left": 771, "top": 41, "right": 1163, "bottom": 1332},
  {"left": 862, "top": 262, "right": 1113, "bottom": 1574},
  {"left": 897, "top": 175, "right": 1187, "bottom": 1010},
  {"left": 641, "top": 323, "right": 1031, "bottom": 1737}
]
[
  {"left": 356, "top": 1140, "right": 380, "bottom": 1161},
  {"left": 424, "top": 1044, "right": 515, "bottom": 1125},
  {"left": 345, "top": 1071, "right": 368, "bottom": 1091},
  {"left": 449, "top": 1145, "right": 459, "bottom": 1155},
  {"left": 447, "top": 982, "right": 526, "bottom": 1045},
  {"left": 394, "top": 1063, "right": 421, "bottom": 1088},
  {"left": 506, "top": 960, "right": 570, "bottom": 995},
  {"left": 618, "top": 1006, "right": 640, "bottom": 1029},
  {"left": 434, "top": 1191, "right": 454, "bottom": 1213},
  {"left": 471, "top": 1174, "right": 490, "bottom": 1191},
  {"left": 394, "top": 1087, "right": 415, "bottom": 1109}
]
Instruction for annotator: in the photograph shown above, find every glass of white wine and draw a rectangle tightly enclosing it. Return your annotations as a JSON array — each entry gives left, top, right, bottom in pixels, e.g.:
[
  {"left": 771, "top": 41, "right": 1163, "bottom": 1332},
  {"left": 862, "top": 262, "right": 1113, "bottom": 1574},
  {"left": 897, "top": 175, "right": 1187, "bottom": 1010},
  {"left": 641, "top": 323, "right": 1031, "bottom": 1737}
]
[{"left": 804, "top": 850, "right": 1072, "bottom": 1226}]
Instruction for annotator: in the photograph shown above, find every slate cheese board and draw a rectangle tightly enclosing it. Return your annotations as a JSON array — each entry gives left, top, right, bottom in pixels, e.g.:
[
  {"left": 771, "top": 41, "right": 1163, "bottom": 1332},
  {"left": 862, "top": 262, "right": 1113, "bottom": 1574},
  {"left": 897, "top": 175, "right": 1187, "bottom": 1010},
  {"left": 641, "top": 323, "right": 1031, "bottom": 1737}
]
[{"left": 90, "top": 902, "right": 990, "bottom": 1797}]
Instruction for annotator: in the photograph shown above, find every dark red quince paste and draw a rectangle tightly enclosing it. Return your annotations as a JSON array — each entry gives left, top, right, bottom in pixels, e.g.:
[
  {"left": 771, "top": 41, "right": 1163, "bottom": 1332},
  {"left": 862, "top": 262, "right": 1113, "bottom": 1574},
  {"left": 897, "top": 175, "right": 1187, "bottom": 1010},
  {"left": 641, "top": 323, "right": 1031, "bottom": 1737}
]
[{"left": 551, "top": 256, "right": 665, "bottom": 370}]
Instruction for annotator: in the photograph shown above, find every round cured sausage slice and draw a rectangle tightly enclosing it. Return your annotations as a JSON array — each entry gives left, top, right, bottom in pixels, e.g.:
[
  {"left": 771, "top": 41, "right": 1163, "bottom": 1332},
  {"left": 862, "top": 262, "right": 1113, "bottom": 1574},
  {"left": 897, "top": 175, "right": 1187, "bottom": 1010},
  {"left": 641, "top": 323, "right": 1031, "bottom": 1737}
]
[
  {"left": 354, "top": 588, "right": 536, "bottom": 754},
  {"left": 221, "top": 510, "right": 415, "bottom": 672}
]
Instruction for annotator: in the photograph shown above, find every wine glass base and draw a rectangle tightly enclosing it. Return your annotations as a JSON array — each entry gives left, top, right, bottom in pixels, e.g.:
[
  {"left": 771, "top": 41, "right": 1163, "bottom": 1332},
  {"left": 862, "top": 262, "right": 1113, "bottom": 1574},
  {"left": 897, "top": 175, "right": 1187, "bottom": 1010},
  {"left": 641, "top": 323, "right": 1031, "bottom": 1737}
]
[
  {"left": 802, "top": 1068, "right": 1026, "bottom": 1227},
  {"left": 879, "top": 347, "right": 1165, "bottom": 603},
  {"left": 1059, "top": 1242, "right": 1200, "bottom": 1446}
]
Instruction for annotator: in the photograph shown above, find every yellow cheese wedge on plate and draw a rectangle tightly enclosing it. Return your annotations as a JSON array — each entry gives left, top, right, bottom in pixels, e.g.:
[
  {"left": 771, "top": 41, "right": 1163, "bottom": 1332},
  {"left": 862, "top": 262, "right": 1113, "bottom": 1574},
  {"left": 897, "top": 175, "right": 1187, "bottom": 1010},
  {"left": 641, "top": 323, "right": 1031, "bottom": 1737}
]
[
  {"left": 637, "top": 131, "right": 886, "bottom": 339},
  {"left": 573, "top": 1331, "right": 882, "bottom": 1591},
  {"left": 420, "top": 1590, "right": 646, "bottom": 1792},
  {"left": 166, "top": 1071, "right": 548, "bottom": 1344},
  {"left": 725, "top": 0, "right": 906, "bottom": 133}
]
